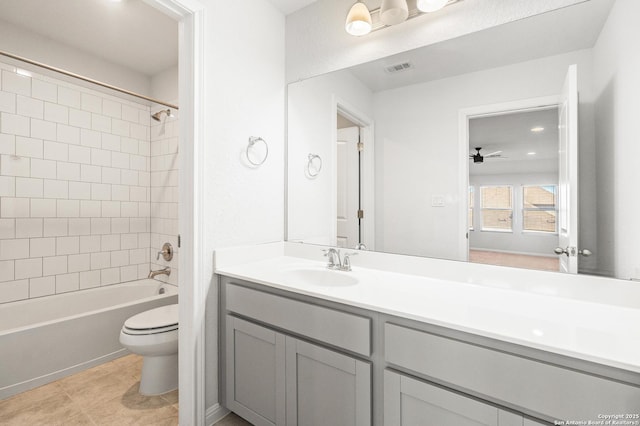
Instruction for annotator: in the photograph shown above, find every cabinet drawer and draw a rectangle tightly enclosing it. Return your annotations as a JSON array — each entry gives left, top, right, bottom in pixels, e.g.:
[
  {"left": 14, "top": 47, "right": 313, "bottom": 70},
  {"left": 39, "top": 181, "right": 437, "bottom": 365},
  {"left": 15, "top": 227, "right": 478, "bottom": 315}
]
[
  {"left": 226, "top": 283, "right": 371, "bottom": 356},
  {"left": 385, "top": 323, "right": 640, "bottom": 422}
]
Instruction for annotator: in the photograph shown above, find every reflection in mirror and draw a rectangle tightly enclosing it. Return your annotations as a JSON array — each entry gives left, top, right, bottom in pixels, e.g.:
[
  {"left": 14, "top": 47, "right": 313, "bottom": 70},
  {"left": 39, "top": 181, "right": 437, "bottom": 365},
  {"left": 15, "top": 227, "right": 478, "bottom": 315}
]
[
  {"left": 287, "top": 0, "right": 640, "bottom": 281},
  {"left": 468, "top": 108, "right": 560, "bottom": 272}
]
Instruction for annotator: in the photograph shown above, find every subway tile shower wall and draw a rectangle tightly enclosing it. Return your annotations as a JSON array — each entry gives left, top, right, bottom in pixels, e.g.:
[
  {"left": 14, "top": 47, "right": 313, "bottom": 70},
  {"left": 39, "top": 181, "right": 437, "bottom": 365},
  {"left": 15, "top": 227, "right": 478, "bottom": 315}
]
[
  {"left": 149, "top": 103, "right": 179, "bottom": 286},
  {"left": 0, "top": 62, "right": 178, "bottom": 303}
]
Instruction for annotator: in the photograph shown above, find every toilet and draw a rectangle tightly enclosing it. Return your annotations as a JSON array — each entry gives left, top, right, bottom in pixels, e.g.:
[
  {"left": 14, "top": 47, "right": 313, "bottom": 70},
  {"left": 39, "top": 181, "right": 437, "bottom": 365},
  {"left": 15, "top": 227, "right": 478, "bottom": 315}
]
[{"left": 119, "top": 304, "right": 179, "bottom": 395}]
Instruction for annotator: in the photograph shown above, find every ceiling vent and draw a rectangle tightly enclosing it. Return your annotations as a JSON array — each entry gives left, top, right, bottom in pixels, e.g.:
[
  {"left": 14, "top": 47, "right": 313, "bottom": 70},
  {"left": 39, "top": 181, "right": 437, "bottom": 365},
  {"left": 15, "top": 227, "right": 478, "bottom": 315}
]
[{"left": 385, "top": 62, "right": 413, "bottom": 74}]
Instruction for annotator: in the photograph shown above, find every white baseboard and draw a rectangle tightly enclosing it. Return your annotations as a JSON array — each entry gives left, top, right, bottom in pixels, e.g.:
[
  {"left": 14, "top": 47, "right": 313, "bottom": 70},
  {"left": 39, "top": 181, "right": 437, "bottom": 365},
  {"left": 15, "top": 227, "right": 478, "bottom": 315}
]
[{"left": 206, "top": 403, "right": 230, "bottom": 426}]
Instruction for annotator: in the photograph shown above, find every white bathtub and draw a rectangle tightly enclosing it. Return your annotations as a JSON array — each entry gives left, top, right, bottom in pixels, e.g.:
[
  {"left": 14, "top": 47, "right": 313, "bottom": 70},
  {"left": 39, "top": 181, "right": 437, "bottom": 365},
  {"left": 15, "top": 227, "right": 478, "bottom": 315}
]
[{"left": 0, "top": 279, "right": 178, "bottom": 400}]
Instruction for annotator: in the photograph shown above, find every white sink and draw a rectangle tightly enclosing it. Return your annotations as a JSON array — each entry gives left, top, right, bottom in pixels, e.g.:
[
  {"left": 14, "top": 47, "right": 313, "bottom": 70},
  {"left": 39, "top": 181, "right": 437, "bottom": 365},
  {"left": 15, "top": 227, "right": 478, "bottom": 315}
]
[{"left": 281, "top": 268, "right": 359, "bottom": 287}]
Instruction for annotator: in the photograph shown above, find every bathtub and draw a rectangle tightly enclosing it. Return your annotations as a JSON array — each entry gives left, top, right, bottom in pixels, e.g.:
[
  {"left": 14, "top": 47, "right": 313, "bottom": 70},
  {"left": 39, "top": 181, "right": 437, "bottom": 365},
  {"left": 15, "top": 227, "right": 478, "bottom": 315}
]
[{"left": 0, "top": 279, "right": 178, "bottom": 400}]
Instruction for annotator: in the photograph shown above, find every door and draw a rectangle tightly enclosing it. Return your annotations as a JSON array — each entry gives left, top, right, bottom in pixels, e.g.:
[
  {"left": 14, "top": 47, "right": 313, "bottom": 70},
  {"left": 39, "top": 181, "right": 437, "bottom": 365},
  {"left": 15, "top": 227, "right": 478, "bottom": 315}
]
[
  {"left": 285, "top": 336, "right": 370, "bottom": 426},
  {"left": 337, "top": 126, "right": 360, "bottom": 248},
  {"left": 226, "top": 316, "right": 286, "bottom": 426},
  {"left": 384, "top": 370, "right": 525, "bottom": 426},
  {"left": 557, "top": 64, "right": 579, "bottom": 273},
  {"left": 384, "top": 370, "right": 499, "bottom": 426}
]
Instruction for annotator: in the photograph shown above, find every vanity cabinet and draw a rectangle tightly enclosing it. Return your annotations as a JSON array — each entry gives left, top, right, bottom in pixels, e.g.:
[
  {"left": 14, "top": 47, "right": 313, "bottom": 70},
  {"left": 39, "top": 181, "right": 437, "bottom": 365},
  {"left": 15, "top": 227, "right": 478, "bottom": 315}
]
[
  {"left": 222, "top": 281, "right": 372, "bottom": 426},
  {"left": 219, "top": 276, "right": 640, "bottom": 426},
  {"left": 384, "top": 322, "right": 640, "bottom": 423}
]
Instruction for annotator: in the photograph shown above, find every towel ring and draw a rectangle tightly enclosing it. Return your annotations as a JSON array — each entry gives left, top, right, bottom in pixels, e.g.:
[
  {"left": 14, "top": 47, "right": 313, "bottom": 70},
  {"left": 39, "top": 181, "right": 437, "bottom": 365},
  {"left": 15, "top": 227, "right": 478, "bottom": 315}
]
[
  {"left": 307, "top": 154, "right": 322, "bottom": 177},
  {"left": 246, "top": 136, "right": 268, "bottom": 166}
]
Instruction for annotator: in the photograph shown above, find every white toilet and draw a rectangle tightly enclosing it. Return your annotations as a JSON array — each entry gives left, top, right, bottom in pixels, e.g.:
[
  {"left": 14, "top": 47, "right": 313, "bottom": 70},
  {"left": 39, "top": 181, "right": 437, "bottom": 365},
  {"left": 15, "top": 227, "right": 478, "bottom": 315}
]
[{"left": 119, "top": 304, "right": 179, "bottom": 395}]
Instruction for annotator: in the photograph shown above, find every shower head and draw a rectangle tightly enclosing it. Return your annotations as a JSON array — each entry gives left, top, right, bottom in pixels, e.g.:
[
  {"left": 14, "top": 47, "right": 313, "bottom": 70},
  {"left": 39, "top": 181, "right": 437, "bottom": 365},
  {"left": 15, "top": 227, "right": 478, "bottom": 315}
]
[{"left": 151, "top": 108, "right": 174, "bottom": 122}]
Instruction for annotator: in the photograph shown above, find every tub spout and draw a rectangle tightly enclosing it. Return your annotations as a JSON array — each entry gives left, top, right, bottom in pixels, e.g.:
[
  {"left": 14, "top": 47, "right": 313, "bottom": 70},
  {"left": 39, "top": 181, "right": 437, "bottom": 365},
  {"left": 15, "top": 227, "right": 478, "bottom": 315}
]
[{"left": 148, "top": 267, "right": 171, "bottom": 279}]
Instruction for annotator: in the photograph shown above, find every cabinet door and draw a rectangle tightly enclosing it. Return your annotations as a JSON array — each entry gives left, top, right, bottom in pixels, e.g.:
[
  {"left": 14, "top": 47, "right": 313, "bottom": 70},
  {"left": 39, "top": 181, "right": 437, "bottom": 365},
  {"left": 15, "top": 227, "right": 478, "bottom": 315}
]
[
  {"left": 285, "top": 337, "right": 371, "bottom": 426},
  {"left": 384, "top": 370, "right": 499, "bottom": 426},
  {"left": 226, "top": 316, "right": 286, "bottom": 426},
  {"left": 524, "top": 420, "right": 548, "bottom": 426}
]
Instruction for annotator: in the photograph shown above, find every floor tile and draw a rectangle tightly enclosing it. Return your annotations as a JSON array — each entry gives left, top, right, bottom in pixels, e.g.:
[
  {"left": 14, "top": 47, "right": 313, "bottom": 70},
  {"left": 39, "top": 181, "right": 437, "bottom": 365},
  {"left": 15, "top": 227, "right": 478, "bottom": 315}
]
[{"left": 0, "top": 354, "right": 178, "bottom": 425}]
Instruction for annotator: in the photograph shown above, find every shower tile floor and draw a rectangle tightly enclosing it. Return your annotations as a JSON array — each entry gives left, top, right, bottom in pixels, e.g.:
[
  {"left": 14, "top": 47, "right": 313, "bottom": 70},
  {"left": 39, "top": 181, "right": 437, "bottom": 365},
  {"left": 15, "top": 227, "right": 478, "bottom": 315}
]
[{"left": 0, "top": 354, "right": 179, "bottom": 425}]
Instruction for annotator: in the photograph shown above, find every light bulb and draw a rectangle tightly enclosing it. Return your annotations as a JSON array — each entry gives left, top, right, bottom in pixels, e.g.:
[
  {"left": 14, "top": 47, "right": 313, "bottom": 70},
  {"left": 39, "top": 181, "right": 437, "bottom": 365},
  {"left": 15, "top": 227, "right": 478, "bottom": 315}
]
[
  {"left": 417, "top": 0, "right": 448, "bottom": 13},
  {"left": 380, "top": 0, "right": 409, "bottom": 26},
  {"left": 345, "top": 2, "right": 372, "bottom": 36}
]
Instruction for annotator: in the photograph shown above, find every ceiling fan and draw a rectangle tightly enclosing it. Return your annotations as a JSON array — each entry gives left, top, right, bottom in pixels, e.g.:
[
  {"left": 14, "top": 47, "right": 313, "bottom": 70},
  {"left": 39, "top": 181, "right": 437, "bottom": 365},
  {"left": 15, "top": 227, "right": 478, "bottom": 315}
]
[{"left": 469, "top": 147, "right": 504, "bottom": 163}]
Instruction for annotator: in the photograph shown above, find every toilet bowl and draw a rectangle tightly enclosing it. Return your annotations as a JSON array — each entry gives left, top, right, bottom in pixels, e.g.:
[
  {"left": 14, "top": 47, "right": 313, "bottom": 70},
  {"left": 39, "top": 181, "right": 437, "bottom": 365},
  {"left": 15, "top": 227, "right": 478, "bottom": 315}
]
[{"left": 119, "top": 304, "right": 179, "bottom": 395}]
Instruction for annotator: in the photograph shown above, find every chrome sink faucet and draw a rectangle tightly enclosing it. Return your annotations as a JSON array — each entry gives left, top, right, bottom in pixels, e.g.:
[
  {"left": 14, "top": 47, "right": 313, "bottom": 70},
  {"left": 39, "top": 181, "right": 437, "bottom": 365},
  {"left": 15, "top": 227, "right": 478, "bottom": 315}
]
[{"left": 323, "top": 248, "right": 357, "bottom": 271}]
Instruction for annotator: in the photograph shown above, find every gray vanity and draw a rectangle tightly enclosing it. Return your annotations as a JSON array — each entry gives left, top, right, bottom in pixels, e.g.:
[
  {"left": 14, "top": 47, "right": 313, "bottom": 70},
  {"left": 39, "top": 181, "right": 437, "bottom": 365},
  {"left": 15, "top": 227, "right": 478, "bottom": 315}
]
[{"left": 216, "top": 246, "right": 640, "bottom": 426}]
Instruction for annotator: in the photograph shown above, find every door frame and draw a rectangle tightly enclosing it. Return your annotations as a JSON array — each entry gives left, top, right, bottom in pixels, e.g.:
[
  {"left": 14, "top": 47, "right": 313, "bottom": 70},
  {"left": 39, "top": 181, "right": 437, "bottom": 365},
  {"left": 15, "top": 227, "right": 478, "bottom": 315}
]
[
  {"left": 457, "top": 95, "right": 560, "bottom": 262},
  {"left": 333, "top": 96, "right": 376, "bottom": 251},
  {"left": 145, "top": 0, "right": 206, "bottom": 424}
]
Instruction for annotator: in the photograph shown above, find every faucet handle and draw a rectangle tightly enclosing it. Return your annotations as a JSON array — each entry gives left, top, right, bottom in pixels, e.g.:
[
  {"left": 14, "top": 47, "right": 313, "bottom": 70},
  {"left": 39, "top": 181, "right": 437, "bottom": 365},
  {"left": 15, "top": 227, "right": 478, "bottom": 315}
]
[
  {"left": 342, "top": 252, "right": 358, "bottom": 271},
  {"left": 156, "top": 242, "right": 173, "bottom": 261}
]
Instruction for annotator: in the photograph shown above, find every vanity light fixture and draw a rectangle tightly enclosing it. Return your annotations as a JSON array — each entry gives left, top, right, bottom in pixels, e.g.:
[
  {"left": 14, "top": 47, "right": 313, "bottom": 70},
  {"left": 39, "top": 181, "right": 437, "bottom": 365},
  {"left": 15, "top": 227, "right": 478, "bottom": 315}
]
[
  {"left": 345, "top": 1, "right": 373, "bottom": 36},
  {"left": 416, "top": 0, "right": 448, "bottom": 12},
  {"left": 527, "top": 152, "right": 537, "bottom": 156},
  {"left": 346, "top": 0, "right": 461, "bottom": 36},
  {"left": 530, "top": 126, "right": 545, "bottom": 133},
  {"left": 380, "top": 0, "right": 409, "bottom": 26}
]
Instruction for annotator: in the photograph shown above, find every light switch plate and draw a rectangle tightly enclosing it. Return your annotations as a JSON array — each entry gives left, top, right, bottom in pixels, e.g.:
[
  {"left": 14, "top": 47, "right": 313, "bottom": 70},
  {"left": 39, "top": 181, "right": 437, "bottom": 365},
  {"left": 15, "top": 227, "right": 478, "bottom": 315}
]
[{"left": 431, "top": 196, "right": 445, "bottom": 207}]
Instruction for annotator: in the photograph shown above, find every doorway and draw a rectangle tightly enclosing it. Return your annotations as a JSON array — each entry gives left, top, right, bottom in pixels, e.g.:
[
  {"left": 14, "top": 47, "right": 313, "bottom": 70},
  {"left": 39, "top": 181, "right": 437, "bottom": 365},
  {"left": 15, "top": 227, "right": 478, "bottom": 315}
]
[
  {"left": 333, "top": 103, "right": 375, "bottom": 251},
  {"left": 467, "top": 107, "right": 561, "bottom": 272},
  {"left": 336, "top": 113, "right": 362, "bottom": 249}
]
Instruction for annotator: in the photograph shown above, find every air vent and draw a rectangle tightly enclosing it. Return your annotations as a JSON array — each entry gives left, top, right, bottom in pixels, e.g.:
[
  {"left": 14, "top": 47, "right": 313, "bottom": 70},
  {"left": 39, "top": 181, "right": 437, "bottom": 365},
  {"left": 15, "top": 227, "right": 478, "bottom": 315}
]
[{"left": 385, "top": 62, "right": 413, "bottom": 74}]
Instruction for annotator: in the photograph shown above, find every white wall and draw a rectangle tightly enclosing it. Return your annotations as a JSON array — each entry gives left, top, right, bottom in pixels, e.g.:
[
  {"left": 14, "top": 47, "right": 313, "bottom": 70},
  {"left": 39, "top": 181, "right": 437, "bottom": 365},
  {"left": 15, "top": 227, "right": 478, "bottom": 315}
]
[
  {"left": 285, "top": 0, "right": 586, "bottom": 82},
  {"left": 372, "top": 49, "right": 596, "bottom": 262},
  {"left": 469, "top": 173, "right": 559, "bottom": 256},
  {"left": 287, "top": 70, "right": 373, "bottom": 245},
  {"left": 0, "top": 60, "right": 153, "bottom": 303},
  {"left": 199, "top": 0, "right": 285, "bottom": 411},
  {"left": 150, "top": 66, "right": 179, "bottom": 103},
  {"left": 0, "top": 19, "right": 151, "bottom": 97},
  {"left": 593, "top": 0, "right": 640, "bottom": 280}
]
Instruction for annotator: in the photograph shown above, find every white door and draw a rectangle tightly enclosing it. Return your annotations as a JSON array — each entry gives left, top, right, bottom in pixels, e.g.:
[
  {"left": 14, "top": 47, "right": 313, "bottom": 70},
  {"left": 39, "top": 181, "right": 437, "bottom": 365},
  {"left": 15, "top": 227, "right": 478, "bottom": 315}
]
[
  {"left": 557, "top": 64, "right": 579, "bottom": 274},
  {"left": 336, "top": 127, "right": 360, "bottom": 248}
]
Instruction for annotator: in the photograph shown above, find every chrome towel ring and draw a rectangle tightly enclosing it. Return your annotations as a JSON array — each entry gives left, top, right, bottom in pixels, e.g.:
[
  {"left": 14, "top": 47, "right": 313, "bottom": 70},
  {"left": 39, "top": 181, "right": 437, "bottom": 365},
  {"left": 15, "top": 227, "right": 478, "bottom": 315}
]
[{"left": 246, "top": 136, "right": 268, "bottom": 166}]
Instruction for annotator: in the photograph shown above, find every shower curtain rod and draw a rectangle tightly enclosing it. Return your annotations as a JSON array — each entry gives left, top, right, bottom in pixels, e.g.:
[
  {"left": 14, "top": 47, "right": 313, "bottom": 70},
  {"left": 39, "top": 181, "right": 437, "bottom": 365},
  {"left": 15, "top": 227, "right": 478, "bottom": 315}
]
[{"left": 0, "top": 50, "right": 178, "bottom": 110}]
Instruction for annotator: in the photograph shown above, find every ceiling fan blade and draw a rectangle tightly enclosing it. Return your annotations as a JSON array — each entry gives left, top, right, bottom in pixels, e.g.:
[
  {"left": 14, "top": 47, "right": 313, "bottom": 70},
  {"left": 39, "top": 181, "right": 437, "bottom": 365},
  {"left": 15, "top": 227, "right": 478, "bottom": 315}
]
[{"left": 484, "top": 150, "right": 502, "bottom": 157}]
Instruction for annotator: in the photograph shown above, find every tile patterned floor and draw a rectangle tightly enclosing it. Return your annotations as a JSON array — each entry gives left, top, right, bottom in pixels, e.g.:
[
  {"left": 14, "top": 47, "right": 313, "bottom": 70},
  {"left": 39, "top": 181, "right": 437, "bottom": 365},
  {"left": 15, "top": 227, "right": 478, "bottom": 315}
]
[{"left": 0, "top": 354, "right": 178, "bottom": 425}]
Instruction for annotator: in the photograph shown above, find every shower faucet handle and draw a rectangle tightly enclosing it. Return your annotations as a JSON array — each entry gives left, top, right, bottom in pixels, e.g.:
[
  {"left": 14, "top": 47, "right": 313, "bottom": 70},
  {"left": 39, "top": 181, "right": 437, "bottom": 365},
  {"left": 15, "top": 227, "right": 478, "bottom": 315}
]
[{"left": 157, "top": 242, "right": 174, "bottom": 261}]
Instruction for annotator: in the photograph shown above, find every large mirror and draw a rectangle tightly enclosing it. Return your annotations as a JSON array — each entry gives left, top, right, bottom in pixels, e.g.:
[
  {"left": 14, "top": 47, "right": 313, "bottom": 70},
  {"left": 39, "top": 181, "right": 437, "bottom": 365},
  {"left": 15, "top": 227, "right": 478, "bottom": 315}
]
[{"left": 287, "top": 0, "right": 640, "bottom": 281}]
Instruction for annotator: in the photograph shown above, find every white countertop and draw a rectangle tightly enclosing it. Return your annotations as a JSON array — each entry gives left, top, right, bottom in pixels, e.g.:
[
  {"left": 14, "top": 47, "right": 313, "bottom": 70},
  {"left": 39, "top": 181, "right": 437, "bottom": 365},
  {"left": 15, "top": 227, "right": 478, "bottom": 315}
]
[{"left": 214, "top": 243, "right": 640, "bottom": 374}]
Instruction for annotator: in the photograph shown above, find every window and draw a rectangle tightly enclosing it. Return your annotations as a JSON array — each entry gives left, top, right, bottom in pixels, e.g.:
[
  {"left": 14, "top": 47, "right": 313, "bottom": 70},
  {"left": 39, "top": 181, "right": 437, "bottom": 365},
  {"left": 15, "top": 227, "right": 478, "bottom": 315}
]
[
  {"left": 523, "top": 185, "right": 557, "bottom": 233},
  {"left": 480, "top": 186, "right": 512, "bottom": 231},
  {"left": 468, "top": 186, "right": 474, "bottom": 230}
]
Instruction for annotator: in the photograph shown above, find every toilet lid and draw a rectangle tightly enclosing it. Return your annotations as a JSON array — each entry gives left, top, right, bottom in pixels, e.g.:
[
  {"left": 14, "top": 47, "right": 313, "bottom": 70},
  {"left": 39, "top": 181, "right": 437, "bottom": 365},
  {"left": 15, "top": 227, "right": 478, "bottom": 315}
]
[{"left": 124, "top": 304, "right": 178, "bottom": 331}]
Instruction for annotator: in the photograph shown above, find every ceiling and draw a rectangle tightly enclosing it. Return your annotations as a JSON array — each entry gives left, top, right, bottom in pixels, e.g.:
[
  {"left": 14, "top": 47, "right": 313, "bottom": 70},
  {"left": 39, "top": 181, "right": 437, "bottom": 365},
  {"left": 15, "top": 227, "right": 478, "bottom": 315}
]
[
  {"left": 0, "top": 0, "right": 178, "bottom": 77},
  {"left": 349, "top": 0, "right": 615, "bottom": 92},
  {"left": 269, "top": 0, "right": 317, "bottom": 15},
  {"left": 469, "top": 108, "right": 559, "bottom": 176}
]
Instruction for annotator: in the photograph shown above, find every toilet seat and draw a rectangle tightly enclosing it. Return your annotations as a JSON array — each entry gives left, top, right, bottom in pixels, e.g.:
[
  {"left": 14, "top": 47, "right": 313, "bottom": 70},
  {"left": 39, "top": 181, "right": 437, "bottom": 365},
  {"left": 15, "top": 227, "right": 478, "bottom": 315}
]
[
  {"left": 122, "top": 304, "right": 178, "bottom": 335},
  {"left": 123, "top": 324, "right": 178, "bottom": 335}
]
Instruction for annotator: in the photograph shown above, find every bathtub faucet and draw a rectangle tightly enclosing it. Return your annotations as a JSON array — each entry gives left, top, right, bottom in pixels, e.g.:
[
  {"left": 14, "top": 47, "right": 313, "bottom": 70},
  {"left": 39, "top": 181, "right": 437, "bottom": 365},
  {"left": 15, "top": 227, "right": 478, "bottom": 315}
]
[{"left": 148, "top": 267, "right": 171, "bottom": 279}]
